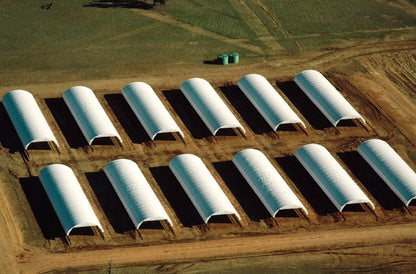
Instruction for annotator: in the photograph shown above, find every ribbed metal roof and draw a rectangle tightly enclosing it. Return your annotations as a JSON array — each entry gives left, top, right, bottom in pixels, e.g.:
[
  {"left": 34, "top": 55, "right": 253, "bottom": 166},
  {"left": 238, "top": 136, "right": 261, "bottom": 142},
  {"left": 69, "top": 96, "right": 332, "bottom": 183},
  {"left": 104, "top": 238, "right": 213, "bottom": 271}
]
[
  {"left": 63, "top": 86, "right": 122, "bottom": 145},
  {"left": 180, "top": 78, "right": 245, "bottom": 135},
  {"left": 38, "top": 164, "right": 103, "bottom": 236},
  {"left": 233, "top": 148, "right": 308, "bottom": 216},
  {"left": 296, "top": 144, "right": 374, "bottom": 212},
  {"left": 2, "top": 89, "right": 58, "bottom": 149},
  {"left": 122, "top": 82, "right": 184, "bottom": 140},
  {"left": 294, "top": 70, "right": 365, "bottom": 126},
  {"left": 358, "top": 139, "right": 416, "bottom": 206},
  {"left": 104, "top": 159, "right": 173, "bottom": 229},
  {"left": 169, "top": 154, "right": 240, "bottom": 223},
  {"left": 238, "top": 74, "right": 305, "bottom": 130}
]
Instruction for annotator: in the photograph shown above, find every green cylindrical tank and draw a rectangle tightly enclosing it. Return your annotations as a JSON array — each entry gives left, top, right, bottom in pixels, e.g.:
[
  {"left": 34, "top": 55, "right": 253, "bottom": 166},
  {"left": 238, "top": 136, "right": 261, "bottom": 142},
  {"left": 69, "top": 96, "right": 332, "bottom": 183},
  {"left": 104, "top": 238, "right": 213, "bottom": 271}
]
[
  {"left": 229, "top": 53, "right": 239, "bottom": 64},
  {"left": 217, "top": 54, "right": 228, "bottom": 65}
]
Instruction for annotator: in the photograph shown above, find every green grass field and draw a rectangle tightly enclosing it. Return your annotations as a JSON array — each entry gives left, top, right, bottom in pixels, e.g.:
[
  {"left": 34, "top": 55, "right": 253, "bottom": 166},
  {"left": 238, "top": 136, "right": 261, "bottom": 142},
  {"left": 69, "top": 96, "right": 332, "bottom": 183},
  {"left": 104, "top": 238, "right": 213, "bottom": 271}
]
[{"left": 0, "top": 0, "right": 415, "bottom": 86}]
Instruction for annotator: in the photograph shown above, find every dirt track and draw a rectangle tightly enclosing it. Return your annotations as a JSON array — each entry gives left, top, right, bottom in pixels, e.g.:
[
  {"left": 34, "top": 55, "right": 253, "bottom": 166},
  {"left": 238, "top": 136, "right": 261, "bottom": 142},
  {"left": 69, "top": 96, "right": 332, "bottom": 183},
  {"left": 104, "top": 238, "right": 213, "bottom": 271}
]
[
  {"left": 17, "top": 223, "right": 416, "bottom": 273},
  {"left": 1, "top": 40, "right": 416, "bottom": 273}
]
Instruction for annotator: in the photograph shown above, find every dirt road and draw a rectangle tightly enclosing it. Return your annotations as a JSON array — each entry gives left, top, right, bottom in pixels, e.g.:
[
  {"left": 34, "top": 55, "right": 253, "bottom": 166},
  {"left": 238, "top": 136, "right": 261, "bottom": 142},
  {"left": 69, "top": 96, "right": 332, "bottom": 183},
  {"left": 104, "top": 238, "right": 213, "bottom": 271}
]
[{"left": 15, "top": 222, "right": 416, "bottom": 273}]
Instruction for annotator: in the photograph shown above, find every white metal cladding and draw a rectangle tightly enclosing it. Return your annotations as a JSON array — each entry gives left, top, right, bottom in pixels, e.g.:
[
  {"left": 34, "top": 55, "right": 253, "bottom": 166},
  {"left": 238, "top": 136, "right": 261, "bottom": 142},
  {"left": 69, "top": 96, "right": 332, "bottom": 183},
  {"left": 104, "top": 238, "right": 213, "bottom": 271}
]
[
  {"left": 122, "top": 82, "right": 184, "bottom": 140},
  {"left": 232, "top": 149, "right": 308, "bottom": 217},
  {"left": 358, "top": 139, "right": 416, "bottom": 206},
  {"left": 104, "top": 159, "right": 173, "bottom": 229},
  {"left": 63, "top": 86, "right": 122, "bottom": 145},
  {"left": 169, "top": 154, "right": 241, "bottom": 223},
  {"left": 180, "top": 78, "right": 245, "bottom": 135},
  {"left": 295, "top": 144, "right": 374, "bottom": 212},
  {"left": 2, "top": 89, "right": 59, "bottom": 150},
  {"left": 237, "top": 74, "right": 305, "bottom": 130},
  {"left": 294, "top": 70, "right": 365, "bottom": 126},
  {"left": 38, "top": 164, "right": 103, "bottom": 236}
]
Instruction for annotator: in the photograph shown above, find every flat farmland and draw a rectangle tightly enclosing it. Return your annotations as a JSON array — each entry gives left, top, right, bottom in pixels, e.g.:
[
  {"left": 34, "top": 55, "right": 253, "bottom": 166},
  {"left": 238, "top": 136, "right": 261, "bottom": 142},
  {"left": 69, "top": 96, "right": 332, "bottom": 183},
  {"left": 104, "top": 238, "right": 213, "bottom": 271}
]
[
  {"left": 1, "top": 0, "right": 416, "bottom": 86},
  {"left": 1, "top": 1, "right": 416, "bottom": 273}
]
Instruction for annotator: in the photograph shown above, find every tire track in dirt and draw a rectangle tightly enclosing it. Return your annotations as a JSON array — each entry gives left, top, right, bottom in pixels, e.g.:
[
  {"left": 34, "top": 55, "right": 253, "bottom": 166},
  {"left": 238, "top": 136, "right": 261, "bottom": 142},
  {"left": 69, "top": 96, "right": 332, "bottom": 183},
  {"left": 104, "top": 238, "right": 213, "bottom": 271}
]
[
  {"left": 132, "top": 9, "right": 264, "bottom": 54},
  {"left": 251, "top": 0, "right": 302, "bottom": 50},
  {"left": 18, "top": 222, "right": 416, "bottom": 273},
  {"left": 0, "top": 174, "right": 23, "bottom": 273},
  {"left": 305, "top": 40, "right": 416, "bottom": 71},
  {"left": 348, "top": 74, "right": 416, "bottom": 146},
  {"left": 292, "top": 26, "right": 416, "bottom": 39},
  {"left": 384, "top": 0, "right": 416, "bottom": 16},
  {"left": 106, "top": 22, "right": 164, "bottom": 41},
  {"left": 229, "top": 0, "right": 283, "bottom": 53}
]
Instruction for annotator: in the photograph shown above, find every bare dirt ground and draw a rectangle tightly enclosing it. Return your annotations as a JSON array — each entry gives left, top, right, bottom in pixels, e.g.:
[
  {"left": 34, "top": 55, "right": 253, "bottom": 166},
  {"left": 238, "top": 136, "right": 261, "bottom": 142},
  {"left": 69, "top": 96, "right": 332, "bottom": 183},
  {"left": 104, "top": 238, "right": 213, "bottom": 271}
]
[{"left": 1, "top": 39, "right": 416, "bottom": 273}]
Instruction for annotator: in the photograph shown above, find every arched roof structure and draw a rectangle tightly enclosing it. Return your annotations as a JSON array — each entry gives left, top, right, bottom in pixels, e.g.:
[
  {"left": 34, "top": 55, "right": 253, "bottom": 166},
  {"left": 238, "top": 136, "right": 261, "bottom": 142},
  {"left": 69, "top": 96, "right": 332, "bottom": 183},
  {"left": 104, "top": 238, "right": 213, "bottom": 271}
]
[
  {"left": 295, "top": 144, "right": 374, "bottom": 212},
  {"left": 294, "top": 70, "right": 365, "bottom": 126},
  {"left": 358, "top": 139, "right": 416, "bottom": 206},
  {"left": 232, "top": 149, "right": 308, "bottom": 216},
  {"left": 104, "top": 159, "right": 173, "bottom": 229},
  {"left": 237, "top": 74, "right": 305, "bottom": 130},
  {"left": 169, "top": 154, "right": 240, "bottom": 223},
  {"left": 38, "top": 164, "right": 103, "bottom": 236},
  {"left": 180, "top": 78, "right": 245, "bottom": 135},
  {"left": 2, "top": 89, "right": 59, "bottom": 150},
  {"left": 122, "top": 82, "right": 184, "bottom": 140},
  {"left": 63, "top": 86, "right": 122, "bottom": 145}
]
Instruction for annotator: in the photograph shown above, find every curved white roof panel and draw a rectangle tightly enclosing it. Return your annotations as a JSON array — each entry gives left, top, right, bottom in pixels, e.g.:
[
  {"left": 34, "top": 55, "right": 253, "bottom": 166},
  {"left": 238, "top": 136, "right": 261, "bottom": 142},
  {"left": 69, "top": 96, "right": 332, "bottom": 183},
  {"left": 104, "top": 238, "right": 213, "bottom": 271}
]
[
  {"left": 122, "top": 82, "right": 184, "bottom": 140},
  {"left": 63, "top": 86, "right": 122, "bottom": 145},
  {"left": 180, "top": 78, "right": 245, "bottom": 135},
  {"left": 233, "top": 149, "right": 308, "bottom": 216},
  {"left": 295, "top": 144, "right": 374, "bottom": 212},
  {"left": 294, "top": 70, "right": 365, "bottom": 126},
  {"left": 104, "top": 159, "right": 173, "bottom": 229},
  {"left": 237, "top": 74, "right": 305, "bottom": 130},
  {"left": 2, "top": 89, "right": 58, "bottom": 150},
  {"left": 169, "top": 154, "right": 240, "bottom": 223},
  {"left": 38, "top": 164, "right": 103, "bottom": 236},
  {"left": 358, "top": 139, "right": 416, "bottom": 206}
]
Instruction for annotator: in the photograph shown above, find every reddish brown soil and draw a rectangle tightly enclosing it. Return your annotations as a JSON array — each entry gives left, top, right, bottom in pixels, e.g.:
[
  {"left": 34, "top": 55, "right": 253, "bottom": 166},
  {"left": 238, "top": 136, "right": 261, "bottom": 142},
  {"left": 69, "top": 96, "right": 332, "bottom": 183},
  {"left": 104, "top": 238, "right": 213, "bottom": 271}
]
[{"left": 1, "top": 40, "right": 416, "bottom": 273}]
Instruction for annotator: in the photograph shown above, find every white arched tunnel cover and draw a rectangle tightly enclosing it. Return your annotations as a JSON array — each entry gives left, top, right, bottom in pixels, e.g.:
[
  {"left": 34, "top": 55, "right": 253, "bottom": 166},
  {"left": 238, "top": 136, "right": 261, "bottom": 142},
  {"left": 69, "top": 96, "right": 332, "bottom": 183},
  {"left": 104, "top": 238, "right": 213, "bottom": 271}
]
[
  {"left": 180, "top": 78, "right": 245, "bottom": 135},
  {"left": 63, "top": 86, "right": 122, "bottom": 145},
  {"left": 2, "top": 89, "right": 59, "bottom": 150},
  {"left": 295, "top": 144, "right": 374, "bottom": 212},
  {"left": 358, "top": 139, "right": 416, "bottom": 206},
  {"left": 38, "top": 164, "right": 103, "bottom": 236},
  {"left": 104, "top": 159, "right": 173, "bottom": 229},
  {"left": 169, "top": 154, "right": 240, "bottom": 223},
  {"left": 233, "top": 149, "right": 308, "bottom": 217},
  {"left": 237, "top": 74, "right": 305, "bottom": 130},
  {"left": 122, "top": 82, "right": 184, "bottom": 140},
  {"left": 294, "top": 70, "right": 365, "bottom": 126}
]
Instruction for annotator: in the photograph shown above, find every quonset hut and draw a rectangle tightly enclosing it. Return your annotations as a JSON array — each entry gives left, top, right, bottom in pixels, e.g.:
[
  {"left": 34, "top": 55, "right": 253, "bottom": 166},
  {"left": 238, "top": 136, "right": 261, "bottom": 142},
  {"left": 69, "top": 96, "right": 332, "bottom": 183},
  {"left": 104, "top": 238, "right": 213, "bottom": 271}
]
[
  {"left": 294, "top": 70, "right": 365, "bottom": 127},
  {"left": 180, "top": 78, "right": 245, "bottom": 136},
  {"left": 295, "top": 144, "right": 374, "bottom": 212},
  {"left": 169, "top": 154, "right": 241, "bottom": 223},
  {"left": 358, "top": 139, "right": 416, "bottom": 206},
  {"left": 122, "top": 82, "right": 184, "bottom": 141},
  {"left": 232, "top": 148, "right": 308, "bottom": 217},
  {"left": 2, "top": 89, "right": 59, "bottom": 150},
  {"left": 237, "top": 74, "right": 305, "bottom": 130},
  {"left": 63, "top": 86, "right": 122, "bottom": 145},
  {"left": 38, "top": 164, "right": 103, "bottom": 236},
  {"left": 104, "top": 159, "right": 173, "bottom": 230}
]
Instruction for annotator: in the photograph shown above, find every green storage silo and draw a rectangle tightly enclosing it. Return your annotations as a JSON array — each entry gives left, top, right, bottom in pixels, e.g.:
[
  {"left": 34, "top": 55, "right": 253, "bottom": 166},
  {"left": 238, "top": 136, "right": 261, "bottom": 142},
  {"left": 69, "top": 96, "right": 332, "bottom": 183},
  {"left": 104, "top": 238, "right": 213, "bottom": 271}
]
[
  {"left": 228, "top": 53, "right": 239, "bottom": 64},
  {"left": 217, "top": 54, "right": 228, "bottom": 65}
]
